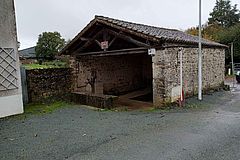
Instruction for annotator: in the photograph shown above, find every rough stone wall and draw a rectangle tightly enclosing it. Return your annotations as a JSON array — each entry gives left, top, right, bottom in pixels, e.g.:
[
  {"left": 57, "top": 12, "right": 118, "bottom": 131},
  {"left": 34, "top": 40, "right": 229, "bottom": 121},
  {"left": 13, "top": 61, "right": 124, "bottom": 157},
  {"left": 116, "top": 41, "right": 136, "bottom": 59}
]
[
  {"left": 152, "top": 49, "right": 166, "bottom": 106},
  {"left": 73, "top": 53, "right": 152, "bottom": 95},
  {"left": 69, "top": 55, "right": 78, "bottom": 91},
  {"left": 153, "top": 47, "right": 225, "bottom": 106},
  {"left": 26, "top": 68, "right": 72, "bottom": 102}
]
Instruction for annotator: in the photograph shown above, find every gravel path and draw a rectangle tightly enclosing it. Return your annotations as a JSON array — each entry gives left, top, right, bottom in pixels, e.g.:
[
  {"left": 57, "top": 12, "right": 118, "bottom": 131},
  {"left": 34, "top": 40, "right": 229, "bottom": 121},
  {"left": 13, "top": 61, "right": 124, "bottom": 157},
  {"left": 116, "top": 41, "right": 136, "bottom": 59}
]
[{"left": 1, "top": 85, "right": 240, "bottom": 160}]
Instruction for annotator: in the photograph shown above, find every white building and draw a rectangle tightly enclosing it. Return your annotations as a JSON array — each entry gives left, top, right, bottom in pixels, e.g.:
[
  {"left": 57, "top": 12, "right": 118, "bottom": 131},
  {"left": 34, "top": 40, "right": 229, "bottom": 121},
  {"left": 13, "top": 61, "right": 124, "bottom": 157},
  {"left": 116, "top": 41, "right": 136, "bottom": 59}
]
[{"left": 0, "top": 0, "right": 23, "bottom": 118}]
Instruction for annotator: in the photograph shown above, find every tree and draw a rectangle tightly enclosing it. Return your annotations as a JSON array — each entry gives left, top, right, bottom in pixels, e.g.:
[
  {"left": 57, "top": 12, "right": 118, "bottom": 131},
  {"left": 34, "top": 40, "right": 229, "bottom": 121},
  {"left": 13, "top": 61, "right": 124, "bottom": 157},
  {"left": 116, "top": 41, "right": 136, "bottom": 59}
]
[
  {"left": 185, "top": 27, "right": 198, "bottom": 36},
  {"left": 186, "top": 23, "right": 223, "bottom": 41},
  {"left": 202, "top": 23, "right": 224, "bottom": 41},
  {"left": 35, "top": 32, "right": 65, "bottom": 60},
  {"left": 208, "top": 0, "right": 240, "bottom": 28},
  {"left": 217, "top": 23, "right": 240, "bottom": 63}
]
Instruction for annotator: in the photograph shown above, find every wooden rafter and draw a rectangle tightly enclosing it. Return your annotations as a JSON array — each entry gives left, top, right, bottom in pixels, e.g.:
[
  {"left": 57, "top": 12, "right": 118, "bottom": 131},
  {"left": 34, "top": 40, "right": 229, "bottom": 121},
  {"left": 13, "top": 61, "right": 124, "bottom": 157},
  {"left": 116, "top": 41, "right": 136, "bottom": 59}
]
[
  {"left": 80, "top": 37, "right": 91, "bottom": 41},
  {"left": 95, "top": 40, "right": 101, "bottom": 48},
  {"left": 105, "top": 29, "right": 150, "bottom": 48},
  {"left": 108, "top": 36, "right": 117, "bottom": 48},
  {"left": 74, "top": 26, "right": 151, "bottom": 54},
  {"left": 73, "top": 29, "right": 105, "bottom": 53},
  {"left": 76, "top": 47, "right": 147, "bottom": 57}
]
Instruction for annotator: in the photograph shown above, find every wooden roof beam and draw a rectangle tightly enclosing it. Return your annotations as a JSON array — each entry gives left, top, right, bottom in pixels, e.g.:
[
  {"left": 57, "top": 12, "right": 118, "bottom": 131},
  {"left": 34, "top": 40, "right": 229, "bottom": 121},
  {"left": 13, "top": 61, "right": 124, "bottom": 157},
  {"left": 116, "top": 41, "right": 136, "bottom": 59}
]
[
  {"left": 73, "top": 29, "right": 105, "bottom": 54},
  {"left": 75, "top": 47, "right": 147, "bottom": 56},
  {"left": 106, "top": 29, "right": 150, "bottom": 48}
]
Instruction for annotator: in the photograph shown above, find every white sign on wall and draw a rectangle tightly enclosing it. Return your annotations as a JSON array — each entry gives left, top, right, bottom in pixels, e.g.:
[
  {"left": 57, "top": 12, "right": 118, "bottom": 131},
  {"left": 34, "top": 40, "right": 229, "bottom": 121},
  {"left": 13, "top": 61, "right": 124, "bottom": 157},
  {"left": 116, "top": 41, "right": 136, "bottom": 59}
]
[
  {"left": 148, "top": 48, "right": 156, "bottom": 56},
  {"left": 101, "top": 41, "right": 108, "bottom": 50},
  {"left": 171, "top": 86, "right": 181, "bottom": 102}
]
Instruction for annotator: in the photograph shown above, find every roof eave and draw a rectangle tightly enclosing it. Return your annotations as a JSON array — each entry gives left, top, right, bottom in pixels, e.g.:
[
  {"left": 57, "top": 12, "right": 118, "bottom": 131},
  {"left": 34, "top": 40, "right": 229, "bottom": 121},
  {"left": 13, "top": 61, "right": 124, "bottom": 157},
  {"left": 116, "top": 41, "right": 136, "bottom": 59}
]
[
  {"left": 60, "top": 16, "right": 228, "bottom": 55},
  {"left": 60, "top": 18, "right": 98, "bottom": 55}
]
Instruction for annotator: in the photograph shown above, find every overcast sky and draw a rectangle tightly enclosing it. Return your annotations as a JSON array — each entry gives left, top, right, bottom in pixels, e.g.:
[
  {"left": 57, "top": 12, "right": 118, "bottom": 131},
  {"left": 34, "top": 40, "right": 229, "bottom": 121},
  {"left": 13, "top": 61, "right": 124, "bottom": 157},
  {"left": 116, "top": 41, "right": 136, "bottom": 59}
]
[{"left": 15, "top": 0, "right": 240, "bottom": 49}]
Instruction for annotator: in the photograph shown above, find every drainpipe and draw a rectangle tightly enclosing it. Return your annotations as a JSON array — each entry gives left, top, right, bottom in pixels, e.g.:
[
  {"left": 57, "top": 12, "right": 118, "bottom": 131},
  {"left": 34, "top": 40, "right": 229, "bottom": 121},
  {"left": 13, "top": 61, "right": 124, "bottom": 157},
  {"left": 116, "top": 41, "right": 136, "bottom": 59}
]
[
  {"left": 198, "top": 0, "right": 203, "bottom": 101},
  {"left": 231, "top": 42, "right": 235, "bottom": 89},
  {"left": 179, "top": 48, "right": 184, "bottom": 103}
]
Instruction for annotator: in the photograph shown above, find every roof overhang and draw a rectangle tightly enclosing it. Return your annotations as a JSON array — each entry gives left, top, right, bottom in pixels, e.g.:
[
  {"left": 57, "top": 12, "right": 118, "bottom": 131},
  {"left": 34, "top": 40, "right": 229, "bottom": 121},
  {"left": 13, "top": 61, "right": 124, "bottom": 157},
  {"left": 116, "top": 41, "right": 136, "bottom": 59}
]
[{"left": 60, "top": 16, "right": 228, "bottom": 55}]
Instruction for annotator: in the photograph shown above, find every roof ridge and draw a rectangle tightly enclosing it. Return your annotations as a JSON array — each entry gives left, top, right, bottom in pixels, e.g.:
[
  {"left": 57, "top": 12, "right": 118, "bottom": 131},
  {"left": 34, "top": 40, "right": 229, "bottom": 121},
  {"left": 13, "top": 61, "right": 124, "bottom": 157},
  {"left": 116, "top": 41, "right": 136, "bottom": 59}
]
[
  {"left": 60, "top": 15, "right": 227, "bottom": 54},
  {"left": 95, "top": 15, "right": 180, "bottom": 32},
  {"left": 95, "top": 15, "right": 226, "bottom": 47}
]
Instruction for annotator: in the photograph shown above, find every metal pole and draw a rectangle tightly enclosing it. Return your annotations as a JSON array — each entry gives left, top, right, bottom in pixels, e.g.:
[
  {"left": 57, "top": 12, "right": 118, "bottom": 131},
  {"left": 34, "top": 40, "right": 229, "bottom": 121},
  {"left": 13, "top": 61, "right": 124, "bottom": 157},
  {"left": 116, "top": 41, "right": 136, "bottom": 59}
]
[
  {"left": 198, "top": 0, "right": 202, "bottom": 100},
  {"left": 231, "top": 42, "right": 235, "bottom": 88},
  {"left": 180, "top": 48, "right": 183, "bottom": 102}
]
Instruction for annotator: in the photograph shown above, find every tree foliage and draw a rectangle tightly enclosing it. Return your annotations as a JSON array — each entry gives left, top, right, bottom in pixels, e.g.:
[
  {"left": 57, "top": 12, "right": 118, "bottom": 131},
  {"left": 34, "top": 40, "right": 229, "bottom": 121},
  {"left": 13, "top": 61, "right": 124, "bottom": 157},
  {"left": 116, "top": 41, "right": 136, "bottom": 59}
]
[
  {"left": 208, "top": 0, "right": 240, "bottom": 28},
  {"left": 217, "top": 24, "right": 240, "bottom": 63},
  {"left": 185, "top": 27, "right": 198, "bottom": 36},
  {"left": 186, "top": 0, "right": 240, "bottom": 64},
  {"left": 35, "top": 32, "right": 65, "bottom": 60},
  {"left": 185, "top": 24, "right": 223, "bottom": 41}
]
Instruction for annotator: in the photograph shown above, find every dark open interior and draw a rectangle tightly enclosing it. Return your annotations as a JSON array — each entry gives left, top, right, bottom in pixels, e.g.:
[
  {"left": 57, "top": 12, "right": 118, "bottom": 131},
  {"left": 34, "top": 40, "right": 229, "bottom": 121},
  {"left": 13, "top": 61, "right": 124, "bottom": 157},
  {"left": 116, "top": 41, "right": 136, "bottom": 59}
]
[{"left": 72, "top": 21, "right": 155, "bottom": 104}]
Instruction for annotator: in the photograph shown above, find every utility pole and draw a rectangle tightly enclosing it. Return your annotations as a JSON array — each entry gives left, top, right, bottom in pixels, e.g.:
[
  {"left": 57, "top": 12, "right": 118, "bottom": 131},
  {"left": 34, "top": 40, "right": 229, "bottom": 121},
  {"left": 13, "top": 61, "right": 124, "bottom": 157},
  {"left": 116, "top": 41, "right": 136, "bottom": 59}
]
[
  {"left": 198, "top": 0, "right": 202, "bottom": 100},
  {"left": 180, "top": 48, "right": 183, "bottom": 102},
  {"left": 179, "top": 48, "right": 184, "bottom": 107},
  {"left": 231, "top": 42, "right": 235, "bottom": 88}
]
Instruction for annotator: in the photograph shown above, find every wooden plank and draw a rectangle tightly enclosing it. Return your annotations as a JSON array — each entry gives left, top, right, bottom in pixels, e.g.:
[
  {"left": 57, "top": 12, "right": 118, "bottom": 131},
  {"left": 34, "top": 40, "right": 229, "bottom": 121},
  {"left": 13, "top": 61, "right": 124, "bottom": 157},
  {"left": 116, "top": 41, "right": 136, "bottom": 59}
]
[
  {"left": 80, "top": 37, "right": 91, "bottom": 41},
  {"left": 76, "top": 47, "right": 147, "bottom": 57},
  {"left": 93, "top": 50, "right": 147, "bottom": 57},
  {"left": 73, "top": 29, "right": 105, "bottom": 54},
  {"left": 20, "top": 66, "right": 28, "bottom": 104},
  {"left": 95, "top": 40, "right": 101, "bottom": 48},
  {"left": 106, "top": 29, "right": 150, "bottom": 47},
  {"left": 108, "top": 36, "right": 117, "bottom": 47},
  {"left": 74, "top": 28, "right": 150, "bottom": 54}
]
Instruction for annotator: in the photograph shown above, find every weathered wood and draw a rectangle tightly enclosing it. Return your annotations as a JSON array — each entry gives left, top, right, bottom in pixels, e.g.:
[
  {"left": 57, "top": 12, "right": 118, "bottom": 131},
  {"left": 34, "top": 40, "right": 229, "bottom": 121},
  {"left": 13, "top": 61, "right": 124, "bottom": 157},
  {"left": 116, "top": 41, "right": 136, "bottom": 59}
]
[
  {"left": 75, "top": 47, "right": 147, "bottom": 57},
  {"left": 80, "top": 37, "right": 91, "bottom": 41},
  {"left": 93, "top": 50, "right": 147, "bottom": 57},
  {"left": 20, "top": 66, "right": 28, "bottom": 104},
  {"left": 74, "top": 27, "right": 150, "bottom": 54},
  {"left": 108, "top": 36, "right": 117, "bottom": 47},
  {"left": 106, "top": 29, "right": 150, "bottom": 47},
  {"left": 74, "top": 29, "right": 105, "bottom": 53},
  {"left": 95, "top": 40, "right": 101, "bottom": 48}
]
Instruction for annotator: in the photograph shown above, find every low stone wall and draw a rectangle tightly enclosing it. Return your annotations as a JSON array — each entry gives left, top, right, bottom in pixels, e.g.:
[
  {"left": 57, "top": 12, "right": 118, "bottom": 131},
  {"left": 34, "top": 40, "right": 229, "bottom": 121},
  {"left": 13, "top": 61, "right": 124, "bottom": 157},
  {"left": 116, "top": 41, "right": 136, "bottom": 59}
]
[
  {"left": 71, "top": 92, "right": 118, "bottom": 109},
  {"left": 26, "top": 68, "right": 72, "bottom": 102}
]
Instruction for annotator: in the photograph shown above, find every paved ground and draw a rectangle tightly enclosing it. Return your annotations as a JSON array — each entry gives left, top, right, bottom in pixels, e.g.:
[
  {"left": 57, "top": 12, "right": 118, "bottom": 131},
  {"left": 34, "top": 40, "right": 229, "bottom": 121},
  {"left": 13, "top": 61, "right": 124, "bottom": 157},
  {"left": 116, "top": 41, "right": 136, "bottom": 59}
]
[{"left": 1, "top": 82, "right": 240, "bottom": 160}]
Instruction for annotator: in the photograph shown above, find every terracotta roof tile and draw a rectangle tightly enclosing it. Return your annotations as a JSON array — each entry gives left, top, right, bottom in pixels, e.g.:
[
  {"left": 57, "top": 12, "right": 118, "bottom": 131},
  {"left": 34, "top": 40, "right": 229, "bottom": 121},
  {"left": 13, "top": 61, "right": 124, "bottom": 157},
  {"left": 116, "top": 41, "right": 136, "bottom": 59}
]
[{"left": 96, "top": 16, "right": 226, "bottom": 47}]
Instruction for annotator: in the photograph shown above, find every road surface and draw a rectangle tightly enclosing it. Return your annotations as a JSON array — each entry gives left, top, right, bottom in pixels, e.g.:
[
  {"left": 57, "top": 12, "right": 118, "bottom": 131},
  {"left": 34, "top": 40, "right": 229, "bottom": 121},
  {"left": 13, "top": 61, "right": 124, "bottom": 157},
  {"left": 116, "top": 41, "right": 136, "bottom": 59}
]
[{"left": 0, "top": 82, "right": 240, "bottom": 160}]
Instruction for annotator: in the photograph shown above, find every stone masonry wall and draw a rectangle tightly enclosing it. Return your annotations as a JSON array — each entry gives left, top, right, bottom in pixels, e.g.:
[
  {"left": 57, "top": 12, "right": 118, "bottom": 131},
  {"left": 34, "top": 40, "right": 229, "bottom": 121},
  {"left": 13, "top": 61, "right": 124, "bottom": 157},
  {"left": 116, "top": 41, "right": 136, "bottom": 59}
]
[
  {"left": 153, "top": 47, "right": 225, "bottom": 107},
  {"left": 26, "top": 68, "right": 72, "bottom": 102},
  {"left": 72, "top": 53, "right": 152, "bottom": 95}
]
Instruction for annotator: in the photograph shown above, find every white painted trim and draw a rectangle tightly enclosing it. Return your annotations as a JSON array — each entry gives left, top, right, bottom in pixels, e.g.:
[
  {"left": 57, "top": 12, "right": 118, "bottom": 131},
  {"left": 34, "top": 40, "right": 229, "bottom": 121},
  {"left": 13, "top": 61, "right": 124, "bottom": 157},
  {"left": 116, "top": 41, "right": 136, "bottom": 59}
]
[{"left": 0, "top": 94, "right": 24, "bottom": 118}]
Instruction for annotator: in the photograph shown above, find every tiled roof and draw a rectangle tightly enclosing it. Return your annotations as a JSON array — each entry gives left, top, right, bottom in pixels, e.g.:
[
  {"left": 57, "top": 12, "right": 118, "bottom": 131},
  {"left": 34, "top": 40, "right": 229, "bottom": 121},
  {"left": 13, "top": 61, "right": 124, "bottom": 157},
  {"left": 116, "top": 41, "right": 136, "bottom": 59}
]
[
  {"left": 95, "top": 16, "right": 226, "bottom": 47},
  {"left": 61, "top": 16, "right": 226, "bottom": 54},
  {"left": 19, "top": 46, "right": 37, "bottom": 59}
]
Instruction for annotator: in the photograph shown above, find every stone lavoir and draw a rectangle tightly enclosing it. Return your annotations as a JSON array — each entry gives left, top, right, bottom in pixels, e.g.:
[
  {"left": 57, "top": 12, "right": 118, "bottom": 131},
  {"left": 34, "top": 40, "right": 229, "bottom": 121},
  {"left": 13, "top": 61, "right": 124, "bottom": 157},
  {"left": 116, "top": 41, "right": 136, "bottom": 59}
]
[{"left": 61, "top": 15, "right": 226, "bottom": 108}]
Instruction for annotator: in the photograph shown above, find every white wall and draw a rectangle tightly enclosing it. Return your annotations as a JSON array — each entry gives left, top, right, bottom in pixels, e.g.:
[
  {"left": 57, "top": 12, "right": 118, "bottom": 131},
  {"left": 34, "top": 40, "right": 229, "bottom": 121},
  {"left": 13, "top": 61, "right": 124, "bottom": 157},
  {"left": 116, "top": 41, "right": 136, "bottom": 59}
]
[
  {"left": 0, "top": 0, "right": 23, "bottom": 118},
  {"left": 0, "top": 95, "right": 23, "bottom": 118}
]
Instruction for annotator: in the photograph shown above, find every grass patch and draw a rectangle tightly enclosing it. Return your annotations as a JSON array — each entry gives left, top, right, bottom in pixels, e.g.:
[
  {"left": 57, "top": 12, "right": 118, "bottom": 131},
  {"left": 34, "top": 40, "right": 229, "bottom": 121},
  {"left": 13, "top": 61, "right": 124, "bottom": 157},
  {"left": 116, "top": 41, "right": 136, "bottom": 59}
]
[
  {"left": 111, "top": 106, "right": 129, "bottom": 112},
  {"left": 23, "top": 61, "right": 68, "bottom": 70},
  {"left": 0, "top": 101, "right": 71, "bottom": 121},
  {"left": 225, "top": 75, "right": 236, "bottom": 78},
  {"left": 184, "top": 103, "right": 202, "bottom": 109},
  {"left": 24, "top": 101, "right": 70, "bottom": 115},
  {"left": 143, "top": 107, "right": 157, "bottom": 112}
]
